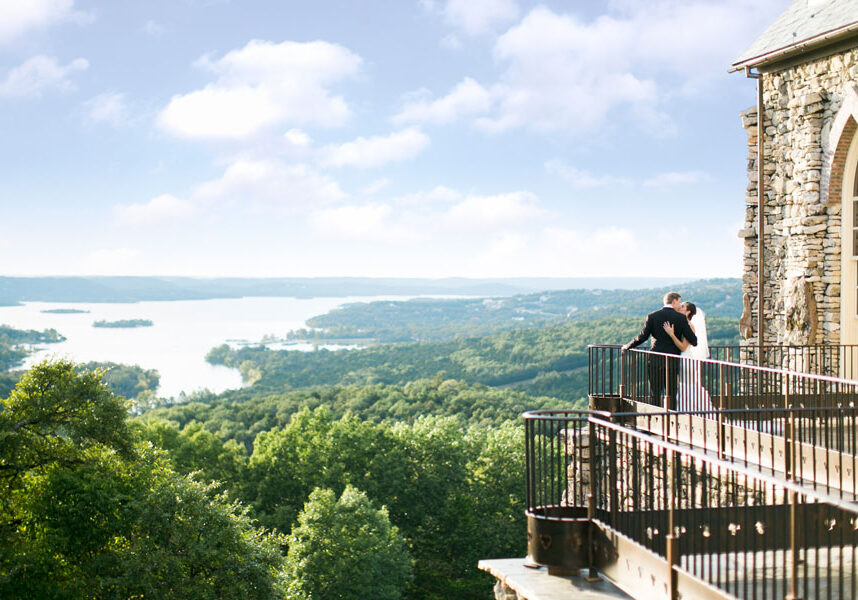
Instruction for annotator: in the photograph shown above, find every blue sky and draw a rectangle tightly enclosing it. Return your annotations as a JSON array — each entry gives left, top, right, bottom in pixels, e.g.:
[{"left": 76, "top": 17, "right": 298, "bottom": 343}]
[{"left": 0, "top": 0, "right": 788, "bottom": 278}]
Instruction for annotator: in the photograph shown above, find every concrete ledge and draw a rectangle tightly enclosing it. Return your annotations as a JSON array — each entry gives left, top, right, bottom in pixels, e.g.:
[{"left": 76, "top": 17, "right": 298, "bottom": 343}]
[{"left": 478, "top": 558, "right": 631, "bottom": 600}]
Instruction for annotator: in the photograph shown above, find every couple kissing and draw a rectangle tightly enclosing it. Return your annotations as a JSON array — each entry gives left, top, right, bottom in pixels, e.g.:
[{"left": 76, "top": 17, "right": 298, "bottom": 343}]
[{"left": 622, "top": 291, "right": 711, "bottom": 410}]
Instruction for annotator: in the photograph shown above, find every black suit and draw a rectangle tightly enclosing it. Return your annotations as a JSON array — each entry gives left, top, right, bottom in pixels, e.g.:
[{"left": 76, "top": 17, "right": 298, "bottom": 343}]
[{"left": 625, "top": 306, "right": 698, "bottom": 409}]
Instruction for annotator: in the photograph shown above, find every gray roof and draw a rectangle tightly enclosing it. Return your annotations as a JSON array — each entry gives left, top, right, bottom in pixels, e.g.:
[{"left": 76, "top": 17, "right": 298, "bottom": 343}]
[{"left": 732, "top": 0, "right": 858, "bottom": 70}]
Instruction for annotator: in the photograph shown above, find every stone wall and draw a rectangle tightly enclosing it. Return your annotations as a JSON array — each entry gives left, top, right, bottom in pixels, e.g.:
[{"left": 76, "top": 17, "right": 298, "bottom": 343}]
[{"left": 740, "top": 46, "right": 858, "bottom": 346}]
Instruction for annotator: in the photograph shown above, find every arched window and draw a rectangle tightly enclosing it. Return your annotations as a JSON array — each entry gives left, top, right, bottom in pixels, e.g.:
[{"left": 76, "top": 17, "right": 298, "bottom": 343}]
[
  {"left": 841, "top": 129, "right": 858, "bottom": 343},
  {"left": 843, "top": 155, "right": 858, "bottom": 317}
]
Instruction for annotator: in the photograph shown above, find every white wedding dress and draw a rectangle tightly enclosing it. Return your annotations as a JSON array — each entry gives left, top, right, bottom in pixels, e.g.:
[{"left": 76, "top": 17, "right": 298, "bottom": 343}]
[{"left": 677, "top": 309, "right": 716, "bottom": 413}]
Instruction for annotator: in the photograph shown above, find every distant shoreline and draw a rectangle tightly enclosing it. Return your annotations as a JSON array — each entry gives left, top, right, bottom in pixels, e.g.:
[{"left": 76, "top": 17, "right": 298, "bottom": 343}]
[{"left": 0, "top": 275, "right": 716, "bottom": 305}]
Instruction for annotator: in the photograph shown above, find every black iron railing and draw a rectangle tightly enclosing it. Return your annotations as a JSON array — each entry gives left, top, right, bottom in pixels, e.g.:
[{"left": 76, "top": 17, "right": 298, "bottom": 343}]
[
  {"left": 590, "top": 346, "right": 858, "bottom": 493},
  {"left": 589, "top": 345, "right": 858, "bottom": 412},
  {"left": 588, "top": 344, "right": 622, "bottom": 398},
  {"left": 525, "top": 409, "right": 858, "bottom": 600},
  {"left": 588, "top": 345, "right": 858, "bottom": 400},
  {"left": 710, "top": 344, "right": 858, "bottom": 380}
]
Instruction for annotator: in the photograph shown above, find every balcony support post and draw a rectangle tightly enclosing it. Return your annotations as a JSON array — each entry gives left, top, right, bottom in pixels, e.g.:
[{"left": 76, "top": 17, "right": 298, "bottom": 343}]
[{"left": 666, "top": 447, "right": 679, "bottom": 600}]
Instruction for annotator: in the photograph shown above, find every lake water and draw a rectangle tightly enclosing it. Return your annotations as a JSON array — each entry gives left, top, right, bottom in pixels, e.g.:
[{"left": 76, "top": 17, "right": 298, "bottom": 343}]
[{"left": 0, "top": 296, "right": 406, "bottom": 398}]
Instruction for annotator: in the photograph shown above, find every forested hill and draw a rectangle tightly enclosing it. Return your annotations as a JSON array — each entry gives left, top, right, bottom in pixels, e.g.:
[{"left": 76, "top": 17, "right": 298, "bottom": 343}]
[
  {"left": 0, "top": 275, "right": 690, "bottom": 305},
  {"left": 291, "top": 278, "right": 741, "bottom": 342},
  {"left": 206, "top": 314, "right": 741, "bottom": 407}
]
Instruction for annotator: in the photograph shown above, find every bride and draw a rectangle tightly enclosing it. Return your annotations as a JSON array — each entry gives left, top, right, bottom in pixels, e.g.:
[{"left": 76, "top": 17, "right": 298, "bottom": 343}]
[{"left": 663, "top": 302, "right": 714, "bottom": 412}]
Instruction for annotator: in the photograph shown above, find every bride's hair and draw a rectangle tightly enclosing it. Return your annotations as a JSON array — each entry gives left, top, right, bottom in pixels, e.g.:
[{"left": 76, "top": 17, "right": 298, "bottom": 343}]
[{"left": 683, "top": 302, "right": 697, "bottom": 320}]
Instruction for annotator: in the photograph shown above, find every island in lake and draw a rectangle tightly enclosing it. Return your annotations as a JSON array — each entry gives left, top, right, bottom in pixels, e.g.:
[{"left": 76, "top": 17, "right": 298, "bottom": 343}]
[
  {"left": 41, "top": 308, "right": 90, "bottom": 314},
  {"left": 93, "top": 319, "right": 153, "bottom": 329}
]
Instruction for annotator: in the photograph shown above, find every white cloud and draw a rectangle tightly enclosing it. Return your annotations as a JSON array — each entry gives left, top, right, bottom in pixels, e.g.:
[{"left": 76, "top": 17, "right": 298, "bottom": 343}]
[
  {"left": 158, "top": 39, "right": 361, "bottom": 139},
  {"left": 443, "top": 0, "right": 519, "bottom": 35},
  {"left": 361, "top": 178, "right": 391, "bottom": 195},
  {"left": 322, "top": 128, "right": 430, "bottom": 168},
  {"left": 393, "top": 77, "right": 493, "bottom": 125},
  {"left": 477, "top": 7, "right": 659, "bottom": 133},
  {"left": 142, "top": 19, "right": 165, "bottom": 36},
  {"left": 284, "top": 128, "right": 311, "bottom": 147},
  {"left": 115, "top": 194, "right": 193, "bottom": 225},
  {"left": 606, "top": 0, "right": 786, "bottom": 83},
  {"left": 85, "top": 92, "right": 126, "bottom": 126},
  {"left": 310, "top": 203, "right": 412, "bottom": 241},
  {"left": 116, "top": 158, "right": 346, "bottom": 226},
  {"left": 410, "top": 1, "right": 784, "bottom": 134},
  {"left": 0, "top": 0, "right": 78, "bottom": 43},
  {"left": 0, "top": 55, "right": 88, "bottom": 97},
  {"left": 545, "top": 160, "right": 708, "bottom": 188},
  {"left": 440, "top": 34, "right": 462, "bottom": 50},
  {"left": 194, "top": 159, "right": 346, "bottom": 211},
  {"left": 396, "top": 185, "right": 462, "bottom": 206},
  {"left": 445, "top": 191, "right": 543, "bottom": 231},
  {"left": 643, "top": 170, "right": 710, "bottom": 187},
  {"left": 465, "top": 226, "right": 640, "bottom": 277},
  {"left": 472, "top": 232, "right": 528, "bottom": 267},
  {"left": 540, "top": 225, "right": 639, "bottom": 270},
  {"left": 545, "top": 159, "right": 628, "bottom": 189}
]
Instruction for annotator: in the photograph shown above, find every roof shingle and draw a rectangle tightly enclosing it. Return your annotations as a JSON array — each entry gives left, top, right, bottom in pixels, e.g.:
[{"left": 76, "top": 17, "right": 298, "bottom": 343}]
[{"left": 733, "top": 0, "right": 858, "bottom": 70}]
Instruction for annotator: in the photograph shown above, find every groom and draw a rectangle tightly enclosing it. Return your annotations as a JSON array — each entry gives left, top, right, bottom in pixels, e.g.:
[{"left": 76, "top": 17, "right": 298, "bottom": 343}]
[{"left": 622, "top": 291, "right": 697, "bottom": 409}]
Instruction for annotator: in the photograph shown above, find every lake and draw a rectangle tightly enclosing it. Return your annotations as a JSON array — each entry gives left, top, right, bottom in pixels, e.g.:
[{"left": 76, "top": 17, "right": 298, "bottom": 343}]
[{"left": 0, "top": 296, "right": 408, "bottom": 398}]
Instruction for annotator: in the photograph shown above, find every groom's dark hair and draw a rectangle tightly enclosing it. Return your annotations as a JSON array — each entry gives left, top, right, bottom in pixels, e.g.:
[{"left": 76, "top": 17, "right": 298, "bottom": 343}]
[{"left": 664, "top": 291, "right": 681, "bottom": 305}]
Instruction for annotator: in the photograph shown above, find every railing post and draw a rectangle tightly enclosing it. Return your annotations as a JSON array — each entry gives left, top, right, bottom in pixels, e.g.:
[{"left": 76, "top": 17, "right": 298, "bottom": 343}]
[
  {"left": 783, "top": 372, "right": 802, "bottom": 600},
  {"left": 784, "top": 373, "right": 793, "bottom": 481},
  {"left": 786, "top": 490, "right": 802, "bottom": 600},
  {"left": 619, "top": 347, "right": 626, "bottom": 399},
  {"left": 718, "top": 363, "right": 726, "bottom": 460},
  {"left": 608, "top": 427, "right": 618, "bottom": 527},
  {"left": 666, "top": 447, "right": 679, "bottom": 600},
  {"left": 586, "top": 418, "right": 599, "bottom": 581}
]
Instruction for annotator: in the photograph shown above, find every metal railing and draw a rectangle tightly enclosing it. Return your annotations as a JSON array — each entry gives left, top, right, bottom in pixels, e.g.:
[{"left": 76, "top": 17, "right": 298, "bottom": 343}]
[
  {"left": 588, "top": 344, "right": 858, "bottom": 400},
  {"left": 710, "top": 344, "right": 858, "bottom": 380},
  {"left": 590, "top": 345, "right": 858, "bottom": 494},
  {"left": 525, "top": 409, "right": 858, "bottom": 600},
  {"left": 589, "top": 345, "right": 858, "bottom": 412}
]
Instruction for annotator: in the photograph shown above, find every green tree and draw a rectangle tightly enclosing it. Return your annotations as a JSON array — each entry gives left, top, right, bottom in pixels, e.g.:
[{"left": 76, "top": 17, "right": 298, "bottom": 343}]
[
  {"left": 137, "top": 418, "right": 247, "bottom": 492},
  {"left": 284, "top": 486, "right": 412, "bottom": 600},
  {"left": 0, "top": 361, "right": 287, "bottom": 600},
  {"left": 244, "top": 408, "right": 407, "bottom": 532},
  {"left": 0, "top": 360, "right": 133, "bottom": 486}
]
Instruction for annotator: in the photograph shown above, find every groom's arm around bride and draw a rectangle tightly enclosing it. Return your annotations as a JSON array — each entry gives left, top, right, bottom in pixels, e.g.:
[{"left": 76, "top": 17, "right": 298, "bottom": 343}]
[
  {"left": 621, "top": 292, "right": 697, "bottom": 409},
  {"left": 622, "top": 292, "right": 697, "bottom": 355}
]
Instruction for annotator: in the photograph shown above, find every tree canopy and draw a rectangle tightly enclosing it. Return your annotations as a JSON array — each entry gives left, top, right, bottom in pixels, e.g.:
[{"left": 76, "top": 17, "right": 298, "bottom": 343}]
[
  {"left": 0, "top": 361, "right": 287, "bottom": 600},
  {"left": 284, "top": 485, "right": 412, "bottom": 600}
]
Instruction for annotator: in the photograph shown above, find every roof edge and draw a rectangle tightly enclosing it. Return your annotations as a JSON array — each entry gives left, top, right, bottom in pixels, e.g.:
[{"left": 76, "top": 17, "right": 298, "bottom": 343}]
[{"left": 730, "top": 21, "right": 858, "bottom": 72}]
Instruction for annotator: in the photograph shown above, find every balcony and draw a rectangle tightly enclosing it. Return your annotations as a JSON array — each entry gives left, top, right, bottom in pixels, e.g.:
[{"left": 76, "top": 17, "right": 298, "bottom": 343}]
[{"left": 482, "top": 345, "right": 858, "bottom": 600}]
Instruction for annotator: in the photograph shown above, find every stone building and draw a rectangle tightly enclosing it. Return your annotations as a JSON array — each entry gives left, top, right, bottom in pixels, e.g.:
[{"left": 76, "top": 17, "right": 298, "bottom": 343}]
[{"left": 733, "top": 0, "right": 858, "bottom": 348}]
